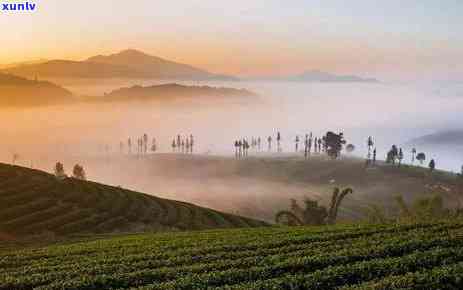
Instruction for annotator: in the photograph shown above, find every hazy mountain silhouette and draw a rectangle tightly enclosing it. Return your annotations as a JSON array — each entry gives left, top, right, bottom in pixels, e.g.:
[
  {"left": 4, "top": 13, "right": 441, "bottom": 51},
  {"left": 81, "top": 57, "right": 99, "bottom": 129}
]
[
  {"left": 0, "top": 59, "right": 48, "bottom": 69},
  {"left": 2, "top": 49, "right": 237, "bottom": 81},
  {"left": 406, "top": 130, "right": 463, "bottom": 147},
  {"left": 255, "top": 70, "right": 378, "bottom": 83},
  {"left": 86, "top": 49, "right": 236, "bottom": 80},
  {"left": 102, "top": 83, "right": 256, "bottom": 102},
  {"left": 0, "top": 73, "right": 74, "bottom": 107},
  {"left": 3, "top": 60, "right": 145, "bottom": 79}
]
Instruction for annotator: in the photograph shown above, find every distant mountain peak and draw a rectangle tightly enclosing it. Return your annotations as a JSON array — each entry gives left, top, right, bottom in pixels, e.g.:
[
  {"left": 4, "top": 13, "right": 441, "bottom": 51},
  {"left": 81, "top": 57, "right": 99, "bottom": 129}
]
[
  {"left": 3, "top": 49, "right": 237, "bottom": 81},
  {"left": 86, "top": 49, "right": 156, "bottom": 62},
  {"left": 254, "top": 70, "right": 379, "bottom": 83}
]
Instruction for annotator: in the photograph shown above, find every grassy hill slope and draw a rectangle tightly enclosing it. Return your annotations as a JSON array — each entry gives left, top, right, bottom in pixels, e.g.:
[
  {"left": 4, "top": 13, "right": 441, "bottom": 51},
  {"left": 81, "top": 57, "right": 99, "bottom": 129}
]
[
  {"left": 1, "top": 221, "right": 463, "bottom": 289},
  {"left": 0, "top": 163, "right": 266, "bottom": 240}
]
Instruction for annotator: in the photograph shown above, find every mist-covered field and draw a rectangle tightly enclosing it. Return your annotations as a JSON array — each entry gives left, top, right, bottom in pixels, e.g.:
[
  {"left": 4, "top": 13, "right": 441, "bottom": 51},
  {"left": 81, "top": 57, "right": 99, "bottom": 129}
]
[{"left": 1, "top": 80, "right": 463, "bottom": 221}]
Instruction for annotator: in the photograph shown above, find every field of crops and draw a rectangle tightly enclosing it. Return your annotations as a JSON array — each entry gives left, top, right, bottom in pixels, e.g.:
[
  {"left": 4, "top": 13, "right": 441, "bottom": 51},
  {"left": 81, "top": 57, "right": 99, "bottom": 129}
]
[
  {"left": 1, "top": 221, "right": 463, "bottom": 289},
  {"left": 0, "top": 163, "right": 266, "bottom": 239}
]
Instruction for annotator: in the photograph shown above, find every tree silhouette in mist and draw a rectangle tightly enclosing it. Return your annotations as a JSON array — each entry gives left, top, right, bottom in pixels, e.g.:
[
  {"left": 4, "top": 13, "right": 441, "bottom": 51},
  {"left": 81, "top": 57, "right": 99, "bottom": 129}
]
[
  {"left": 398, "top": 148, "right": 404, "bottom": 166},
  {"left": 72, "top": 164, "right": 86, "bottom": 180},
  {"left": 323, "top": 131, "right": 346, "bottom": 159},
  {"left": 367, "top": 136, "right": 374, "bottom": 164},
  {"left": 54, "top": 162, "right": 66, "bottom": 179},
  {"left": 416, "top": 152, "right": 426, "bottom": 165},
  {"left": 275, "top": 187, "right": 353, "bottom": 226},
  {"left": 386, "top": 145, "right": 399, "bottom": 164}
]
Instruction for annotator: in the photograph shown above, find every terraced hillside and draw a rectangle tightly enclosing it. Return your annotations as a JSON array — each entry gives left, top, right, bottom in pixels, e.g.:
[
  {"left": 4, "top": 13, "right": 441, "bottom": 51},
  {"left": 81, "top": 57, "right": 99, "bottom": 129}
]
[
  {"left": 0, "top": 163, "right": 266, "bottom": 239},
  {"left": 1, "top": 221, "right": 463, "bottom": 289}
]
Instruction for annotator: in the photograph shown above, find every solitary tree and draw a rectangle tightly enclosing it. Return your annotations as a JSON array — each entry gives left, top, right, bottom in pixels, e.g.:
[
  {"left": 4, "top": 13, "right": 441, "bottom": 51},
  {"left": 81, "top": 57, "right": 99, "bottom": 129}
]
[
  {"left": 326, "top": 187, "right": 353, "bottom": 224},
  {"left": 386, "top": 145, "right": 399, "bottom": 164},
  {"left": 12, "top": 153, "right": 19, "bottom": 165},
  {"left": 324, "top": 131, "right": 346, "bottom": 159},
  {"left": 367, "top": 136, "right": 374, "bottom": 163},
  {"left": 398, "top": 148, "right": 404, "bottom": 166},
  {"left": 416, "top": 152, "right": 426, "bottom": 164},
  {"left": 72, "top": 164, "right": 86, "bottom": 180},
  {"left": 172, "top": 139, "right": 176, "bottom": 152},
  {"left": 54, "top": 162, "right": 66, "bottom": 179},
  {"left": 429, "top": 159, "right": 436, "bottom": 172},
  {"left": 151, "top": 138, "right": 157, "bottom": 153},
  {"left": 190, "top": 134, "right": 194, "bottom": 154},
  {"left": 143, "top": 134, "right": 148, "bottom": 154},
  {"left": 346, "top": 144, "right": 355, "bottom": 153}
]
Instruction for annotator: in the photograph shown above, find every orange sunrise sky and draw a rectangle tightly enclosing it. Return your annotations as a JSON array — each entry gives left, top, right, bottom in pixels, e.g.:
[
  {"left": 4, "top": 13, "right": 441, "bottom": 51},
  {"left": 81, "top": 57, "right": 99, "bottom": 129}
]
[{"left": 0, "top": 0, "right": 462, "bottom": 81}]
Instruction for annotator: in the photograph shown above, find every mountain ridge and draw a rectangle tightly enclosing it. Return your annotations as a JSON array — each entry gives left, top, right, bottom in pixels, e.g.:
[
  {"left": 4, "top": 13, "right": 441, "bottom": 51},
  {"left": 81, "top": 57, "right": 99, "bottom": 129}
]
[
  {"left": 0, "top": 72, "right": 74, "bottom": 106},
  {"left": 253, "top": 70, "right": 379, "bottom": 83},
  {"left": 104, "top": 83, "right": 256, "bottom": 101},
  {"left": 2, "top": 49, "right": 237, "bottom": 81}
]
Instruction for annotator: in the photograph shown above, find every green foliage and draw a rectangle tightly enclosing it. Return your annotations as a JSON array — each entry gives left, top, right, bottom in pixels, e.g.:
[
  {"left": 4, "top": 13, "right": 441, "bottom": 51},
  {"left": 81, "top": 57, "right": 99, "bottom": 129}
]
[
  {"left": 1, "top": 222, "right": 463, "bottom": 289},
  {"left": 276, "top": 187, "right": 352, "bottom": 226},
  {"left": 364, "top": 193, "right": 453, "bottom": 224},
  {"left": 362, "top": 204, "right": 388, "bottom": 224}
]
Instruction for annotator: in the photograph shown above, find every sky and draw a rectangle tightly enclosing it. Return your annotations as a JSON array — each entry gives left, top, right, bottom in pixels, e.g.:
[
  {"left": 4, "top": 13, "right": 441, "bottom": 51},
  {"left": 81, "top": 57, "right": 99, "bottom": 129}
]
[{"left": 0, "top": 0, "right": 462, "bottom": 81}]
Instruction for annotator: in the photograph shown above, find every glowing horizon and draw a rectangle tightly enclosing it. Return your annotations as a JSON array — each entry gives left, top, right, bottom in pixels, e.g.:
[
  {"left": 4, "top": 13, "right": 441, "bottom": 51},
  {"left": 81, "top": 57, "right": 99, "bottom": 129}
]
[{"left": 1, "top": 0, "right": 462, "bottom": 81}]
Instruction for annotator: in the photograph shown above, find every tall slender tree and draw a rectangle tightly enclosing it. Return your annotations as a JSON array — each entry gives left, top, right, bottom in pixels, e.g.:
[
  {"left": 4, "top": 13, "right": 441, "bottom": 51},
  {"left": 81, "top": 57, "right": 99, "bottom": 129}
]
[
  {"left": 367, "top": 136, "right": 374, "bottom": 164},
  {"left": 398, "top": 148, "right": 404, "bottom": 166}
]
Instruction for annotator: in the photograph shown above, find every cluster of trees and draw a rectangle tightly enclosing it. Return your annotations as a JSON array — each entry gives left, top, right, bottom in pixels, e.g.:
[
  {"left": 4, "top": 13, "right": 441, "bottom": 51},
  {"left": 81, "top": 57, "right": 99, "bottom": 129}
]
[
  {"left": 234, "top": 131, "right": 348, "bottom": 160},
  {"left": 234, "top": 139, "right": 251, "bottom": 158},
  {"left": 386, "top": 145, "right": 435, "bottom": 171},
  {"left": 275, "top": 187, "right": 353, "bottom": 226},
  {"left": 300, "top": 131, "right": 347, "bottom": 159},
  {"left": 171, "top": 134, "right": 194, "bottom": 154},
  {"left": 122, "top": 134, "right": 157, "bottom": 156},
  {"left": 54, "top": 162, "right": 86, "bottom": 180}
]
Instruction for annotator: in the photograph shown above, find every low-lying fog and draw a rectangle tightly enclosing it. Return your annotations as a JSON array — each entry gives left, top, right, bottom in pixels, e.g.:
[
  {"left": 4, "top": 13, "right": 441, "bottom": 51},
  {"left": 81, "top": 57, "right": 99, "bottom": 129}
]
[{"left": 1, "top": 80, "right": 463, "bottom": 220}]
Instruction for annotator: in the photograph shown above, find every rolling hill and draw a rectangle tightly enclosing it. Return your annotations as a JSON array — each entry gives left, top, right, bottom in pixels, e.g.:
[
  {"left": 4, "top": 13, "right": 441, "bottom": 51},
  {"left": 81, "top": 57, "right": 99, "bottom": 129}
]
[
  {"left": 0, "top": 163, "right": 266, "bottom": 240},
  {"left": 0, "top": 73, "right": 73, "bottom": 107},
  {"left": 2, "top": 221, "right": 463, "bottom": 289},
  {"left": 2, "top": 49, "right": 236, "bottom": 81}
]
